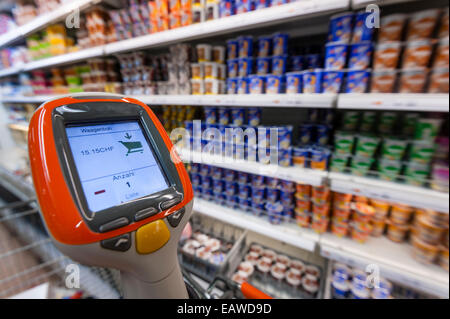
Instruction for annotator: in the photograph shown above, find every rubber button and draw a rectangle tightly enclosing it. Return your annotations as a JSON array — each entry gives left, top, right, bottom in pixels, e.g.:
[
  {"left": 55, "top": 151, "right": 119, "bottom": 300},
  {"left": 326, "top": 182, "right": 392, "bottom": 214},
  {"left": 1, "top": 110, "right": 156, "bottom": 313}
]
[
  {"left": 135, "top": 220, "right": 170, "bottom": 254},
  {"left": 160, "top": 195, "right": 182, "bottom": 211},
  {"left": 167, "top": 207, "right": 185, "bottom": 228},
  {"left": 99, "top": 217, "right": 129, "bottom": 233},
  {"left": 101, "top": 233, "right": 131, "bottom": 252},
  {"left": 135, "top": 207, "right": 158, "bottom": 221}
]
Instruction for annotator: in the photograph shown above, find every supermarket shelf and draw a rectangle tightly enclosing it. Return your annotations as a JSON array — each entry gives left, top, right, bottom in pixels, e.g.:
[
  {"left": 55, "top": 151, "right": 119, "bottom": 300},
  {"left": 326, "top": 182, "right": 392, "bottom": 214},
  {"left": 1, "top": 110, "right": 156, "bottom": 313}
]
[
  {"left": 0, "top": 0, "right": 99, "bottom": 48},
  {"left": 136, "top": 93, "right": 337, "bottom": 108},
  {"left": 194, "top": 198, "right": 319, "bottom": 252},
  {"left": 0, "top": 0, "right": 349, "bottom": 77},
  {"left": 329, "top": 172, "right": 449, "bottom": 213},
  {"left": 337, "top": 93, "right": 450, "bottom": 112},
  {"left": 0, "top": 93, "right": 336, "bottom": 108},
  {"left": 180, "top": 150, "right": 327, "bottom": 186},
  {"left": 0, "top": 66, "right": 21, "bottom": 77},
  {"left": 104, "top": 0, "right": 350, "bottom": 55},
  {"left": 320, "top": 234, "right": 449, "bottom": 298},
  {"left": 23, "top": 46, "right": 105, "bottom": 71}
]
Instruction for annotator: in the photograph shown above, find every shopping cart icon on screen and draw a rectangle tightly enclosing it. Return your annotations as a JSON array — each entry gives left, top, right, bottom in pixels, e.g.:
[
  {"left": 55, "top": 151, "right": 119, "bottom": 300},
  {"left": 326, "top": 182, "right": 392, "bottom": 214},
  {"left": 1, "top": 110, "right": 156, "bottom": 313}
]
[{"left": 119, "top": 141, "right": 144, "bottom": 156}]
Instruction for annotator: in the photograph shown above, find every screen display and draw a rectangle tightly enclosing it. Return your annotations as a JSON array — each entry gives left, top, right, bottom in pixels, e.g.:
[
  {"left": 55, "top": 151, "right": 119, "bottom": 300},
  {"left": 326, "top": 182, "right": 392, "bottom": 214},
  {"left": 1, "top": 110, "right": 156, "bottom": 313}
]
[{"left": 65, "top": 121, "right": 169, "bottom": 213}]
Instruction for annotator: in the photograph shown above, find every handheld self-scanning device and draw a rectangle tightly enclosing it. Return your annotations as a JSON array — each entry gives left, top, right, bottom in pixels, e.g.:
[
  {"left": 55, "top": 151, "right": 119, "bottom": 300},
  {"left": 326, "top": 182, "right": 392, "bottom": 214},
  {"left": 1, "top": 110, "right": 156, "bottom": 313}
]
[{"left": 28, "top": 93, "right": 194, "bottom": 298}]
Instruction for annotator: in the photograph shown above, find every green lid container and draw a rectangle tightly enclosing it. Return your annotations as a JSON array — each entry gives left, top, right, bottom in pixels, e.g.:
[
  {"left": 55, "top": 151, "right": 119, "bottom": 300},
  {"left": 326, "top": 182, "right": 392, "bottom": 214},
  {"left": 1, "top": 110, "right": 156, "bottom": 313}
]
[
  {"left": 350, "top": 156, "right": 375, "bottom": 176},
  {"left": 377, "top": 159, "right": 403, "bottom": 181},
  {"left": 355, "top": 134, "right": 380, "bottom": 158},
  {"left": 409, "top": 141, "right": 435, "bottom": 165},
  {"left": 404, "top": 162, "right": 430, "bottom": 187},
  {"left": 342, "top": 111, "right": 360, "bottom": 131},
  {"left": 360, "top": 112, "right": 376, "bottom": 132},
  {"left": 381, "top": 137, "right": 408, "bottom": 161},
  {"left": 334, "top": 131, "right": 356, "bottom": 155},
  {"left": 414, "top": 118, "right": 443, "bottom": 142},
  {"left": 330, "top": 154, "right": 350, "bottom": 173},
  {"left": 378, "top": 112, "right": 398, "bottom": 134}
]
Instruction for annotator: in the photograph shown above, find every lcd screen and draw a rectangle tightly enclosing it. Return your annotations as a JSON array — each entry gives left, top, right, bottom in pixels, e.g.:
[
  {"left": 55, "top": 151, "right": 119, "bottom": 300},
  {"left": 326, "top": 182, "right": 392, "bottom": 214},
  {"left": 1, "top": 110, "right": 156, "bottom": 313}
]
[{"left": 65, "top": 121, "right": 169, "bottom": 213}]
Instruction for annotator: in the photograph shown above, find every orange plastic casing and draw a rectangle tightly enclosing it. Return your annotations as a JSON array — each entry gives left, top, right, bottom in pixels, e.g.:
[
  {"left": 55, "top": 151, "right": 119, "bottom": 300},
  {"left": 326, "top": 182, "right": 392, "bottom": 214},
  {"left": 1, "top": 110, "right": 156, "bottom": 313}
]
[{"left": 28, "top": 96, "right": 193, "bottom": 246}]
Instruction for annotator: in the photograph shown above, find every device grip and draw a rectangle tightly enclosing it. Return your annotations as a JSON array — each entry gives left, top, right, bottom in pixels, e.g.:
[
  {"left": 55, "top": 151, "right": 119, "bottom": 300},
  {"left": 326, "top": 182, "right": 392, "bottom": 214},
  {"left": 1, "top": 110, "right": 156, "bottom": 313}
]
[
  {"left": 240, "top": 282, "right": 272, "bottom": 299},
  {"left": 121, "top": 262, "right": 188, "bottom": 299}
]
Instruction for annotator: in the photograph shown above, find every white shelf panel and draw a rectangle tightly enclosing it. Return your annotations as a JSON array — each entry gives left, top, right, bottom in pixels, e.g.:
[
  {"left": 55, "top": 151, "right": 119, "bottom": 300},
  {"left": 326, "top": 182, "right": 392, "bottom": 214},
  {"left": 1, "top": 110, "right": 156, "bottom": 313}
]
[
  {"left": 136, "top": 93, "right": 336, "bottom": 108},
  {"left": 0, "top": 0, "right": 98, "bottom": 48},
  {"left": 329, "top": 172, "right": 449, "bottom": 213},
  {"left": 180, "top": 150, "right": 327, "bottom": 186},
  {"left": 104, "top": 0, "right": 349, "bottom": 55},
  {"left": 337, "top": 93, "right": 450, "bottom": 112},
  {"left": 320, "top": 234, "right": 449, "bottom": 298},
  {"left": 351, "top": 0, "right": 420, "bottom": 9},
  {"left": 194, "top": 198, "right": 319, "bottom": 252},
  {"left": 0, "top": 66, "right": 21, "bottom": 77},
  {"left": 23, "top": 46, "right": 104, "bottom": 71}
]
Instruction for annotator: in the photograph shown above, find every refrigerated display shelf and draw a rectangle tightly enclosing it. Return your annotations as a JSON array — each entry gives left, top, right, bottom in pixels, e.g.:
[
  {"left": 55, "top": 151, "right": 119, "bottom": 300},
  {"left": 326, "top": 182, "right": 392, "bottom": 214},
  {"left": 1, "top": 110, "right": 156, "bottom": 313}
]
[
  {"left": 180, "top": 150, "right": 328, "bottom": 186},
  {"left": 2, "top": 93, "right": 449, "bottom": 112},
  {"left": 329, "top": 172, "right": 449, "bottom": 213},
  {"left": 320, "top": 233, "right": 449, "bottom": 298},
  {"left": 0, "top": 0, "right": 100, "bottom": 48},
  {"left": 0, "top": 0, "right": 349, "bottom": 76},
  {"left": 337, "top": 93, "right": 450, "bottom": 112},
  {"left": 135, "top": 94, "right": 337, "bottom": 108},
  {"left": 193, "top": 198, "right": 320, "bottom": 252},
  {"left": 0, "top": 164, "right": 448, "bottom": 297}
]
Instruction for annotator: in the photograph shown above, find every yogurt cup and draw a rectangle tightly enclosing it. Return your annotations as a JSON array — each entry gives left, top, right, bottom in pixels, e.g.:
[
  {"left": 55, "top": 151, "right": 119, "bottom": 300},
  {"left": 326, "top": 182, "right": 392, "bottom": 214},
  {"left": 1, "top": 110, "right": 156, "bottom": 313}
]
[
  {"left": 325, "top": 42, "right": 349, "bottom": 70},
  {"left": 257, "top": 36, "right": 272, "bottom": 58},
  {"left": 352, "top": 11, "right": 374, "bottom": 42},
  {"left": 411, "top": 235, "right": 439, "bottom": 264},
  {"left": 381, "top": 137, "right": 408, "bottom": 161},
  {"left": 377, "top": 159, "right": 403, "bottom": 181},
  {"left": 406, "top": 9, "right": 440, "bottom": 41},
  {"left": 378, "top": 14, "right": 407, "bottom": 42},
  {"left": 231, "top": 271, "right": 249, "bottom": 285},
  {"left": 402, "top": 39, "right": 433, "bottom": 69},
  {"left": 334, "top": 131, "right": 356, "bottom": 155},
  {"left": 399, "top": 68, "right": 428, "bottom": 93},
  {"left": 414, "top": 215, "right": 447, "bottom": 245},
  {"left": 371, "top": 217, "right": 387, "bottom": 237},
  {"left": 330, "top": 154, "right": 350, "bottom": 173},
  {"left": 370, "top": 199, "right": 390, "bottom": 219},
  {"left": 348, "top": 42, "right": 373, "bottom": 70},
  {"left": 342, "top": 111, "right": 360, "bottom": 131},
  {"left": 387, "top": 221, "right": 409, "bottom": 243},
  {"left": 332, "top": 279, "right": 350, "bottom": 299},
  {"left": 302, "top": 274, "right": 320, "bottom": 296},
  {"left": 331, "top": 221, "right": 349, "bottom": 238},
  {"left": 350, "top": 156, "right": 374, "bottom": 176},
  {"left": 245, "top": 251, "right": 260, "bottom": 265},
  {"left": 272, "top": 55, "right": 288, "bottom": 75},
  {"left": 374, "top": 41, "right": 402, "bottom": 70},
  {"left": 328, "top": 12, "right": 354, "bottom": 43},
  {"left": 302, "top": 69, "right": 323, "bottom": 93},
  {"left": 322, "top": 70, "right": 344, "bottom": 93},
  {"left": 378, "top": 112, "right": 398, "bottom": 134},
  {"left": 414, "top": 118, "right": 443, "bottom": 142},
  {"left": 286, "top": 268, "right": 302, "bottom": 289},
  {"left": 370, "top": 69, "right": 397, "bottom": 93},
  {"left": 428, "top": 67, "right": 449, "bottom": 94},
  {"left": 285, "top": 72, "right": 303, "bottom": 94},
  {"left": 295, "top": 183, "right": 311, "bottom": 200},
  {"left": 345, "top": 69, "right": 370, "bottom": 93},
  {"left": 410, "top": 140, "right": 435, "bottom": 164},
  {"left": 405, "top": 162, "right": 429, "bottom": 187},
  {"left": 432, "top": 37, "right": 449, "bottom": 69},
  {"left": 390, "top": 204, "right": 414, "bottom": 225},
  {"left": 355, "top": 134, "right": 380, "bottom": 158}
]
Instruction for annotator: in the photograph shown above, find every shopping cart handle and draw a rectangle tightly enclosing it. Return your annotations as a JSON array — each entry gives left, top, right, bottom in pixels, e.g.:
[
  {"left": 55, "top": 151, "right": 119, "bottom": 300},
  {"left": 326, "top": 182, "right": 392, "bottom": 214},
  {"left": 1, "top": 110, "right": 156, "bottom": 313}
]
[{"left": 240, "top": 282, "right": 273, "bottom": 299}]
